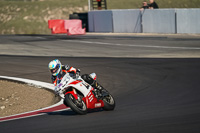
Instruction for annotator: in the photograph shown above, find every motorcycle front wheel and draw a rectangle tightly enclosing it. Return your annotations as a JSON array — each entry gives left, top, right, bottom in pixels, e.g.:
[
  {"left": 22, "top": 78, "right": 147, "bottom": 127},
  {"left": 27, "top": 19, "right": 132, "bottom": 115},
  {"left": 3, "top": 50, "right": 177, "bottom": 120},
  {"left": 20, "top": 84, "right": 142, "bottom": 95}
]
[
  {"left": 102, "top": 91, "right": 115, "bottom": 111},
  {"left": 64, "top": 93, "right": 87, "bottom": 115}
]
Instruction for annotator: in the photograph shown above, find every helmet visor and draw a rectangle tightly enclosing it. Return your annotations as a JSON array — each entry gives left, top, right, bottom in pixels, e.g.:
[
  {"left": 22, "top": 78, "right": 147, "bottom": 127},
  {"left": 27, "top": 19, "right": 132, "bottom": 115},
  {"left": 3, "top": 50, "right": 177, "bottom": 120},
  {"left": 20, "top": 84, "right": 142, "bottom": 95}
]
[{"left": 50, "top": 65, "right": 60, "bottom": 74}]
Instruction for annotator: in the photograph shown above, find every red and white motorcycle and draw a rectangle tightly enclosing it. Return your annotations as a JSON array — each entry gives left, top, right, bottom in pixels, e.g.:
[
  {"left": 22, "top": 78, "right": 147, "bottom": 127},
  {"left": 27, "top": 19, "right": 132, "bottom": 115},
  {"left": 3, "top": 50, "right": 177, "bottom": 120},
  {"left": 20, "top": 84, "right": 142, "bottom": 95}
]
[{"left": 56, "top": 72, "right": 115, "bottom": 115}]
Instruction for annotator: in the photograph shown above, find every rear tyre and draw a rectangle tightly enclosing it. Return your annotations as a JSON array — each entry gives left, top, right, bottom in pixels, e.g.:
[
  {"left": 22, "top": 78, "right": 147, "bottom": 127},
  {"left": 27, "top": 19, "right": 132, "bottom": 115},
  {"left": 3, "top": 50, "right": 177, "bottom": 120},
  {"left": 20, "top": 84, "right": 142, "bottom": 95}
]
[
  {"left": 102, "top": 91, "right": 115, "bottom": 111},
  {"left": 64, "top": 93, "right": 87, "bottom": 115}
]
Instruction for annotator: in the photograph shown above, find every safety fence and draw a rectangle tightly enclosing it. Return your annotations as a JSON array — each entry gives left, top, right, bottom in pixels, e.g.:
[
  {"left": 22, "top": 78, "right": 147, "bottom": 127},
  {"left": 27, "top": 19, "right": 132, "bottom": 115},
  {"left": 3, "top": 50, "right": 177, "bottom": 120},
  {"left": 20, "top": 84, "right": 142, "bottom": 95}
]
[{"left": 88, "top": 9, "right": 200, "bottom": 34}]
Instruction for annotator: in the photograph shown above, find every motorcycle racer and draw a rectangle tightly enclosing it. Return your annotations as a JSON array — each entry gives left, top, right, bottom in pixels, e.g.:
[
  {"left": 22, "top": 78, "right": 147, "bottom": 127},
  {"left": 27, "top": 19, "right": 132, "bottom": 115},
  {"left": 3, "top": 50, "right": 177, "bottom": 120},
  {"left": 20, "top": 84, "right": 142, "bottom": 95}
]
[
  {"left": 48, "top": 59, "right": 103, "bottom": 96},
  {"left": 48, "top": 59, "right": 79, "bottom": 86}
]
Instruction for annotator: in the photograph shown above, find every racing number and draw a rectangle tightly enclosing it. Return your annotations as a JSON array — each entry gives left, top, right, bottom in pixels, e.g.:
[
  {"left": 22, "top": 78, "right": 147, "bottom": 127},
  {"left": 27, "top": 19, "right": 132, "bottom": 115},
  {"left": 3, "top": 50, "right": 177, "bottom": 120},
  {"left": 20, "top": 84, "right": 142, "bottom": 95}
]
[{"left": 83, "top": 82, "right": 89, "bottom": 89}]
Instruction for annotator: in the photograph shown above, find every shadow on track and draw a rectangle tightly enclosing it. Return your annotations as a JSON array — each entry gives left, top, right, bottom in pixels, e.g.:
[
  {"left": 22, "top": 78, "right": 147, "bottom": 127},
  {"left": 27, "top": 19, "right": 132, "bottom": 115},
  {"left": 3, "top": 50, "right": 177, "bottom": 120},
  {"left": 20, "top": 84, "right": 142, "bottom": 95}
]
[{"left": 44, "top": 108, "right": 104, "bottom": 116}]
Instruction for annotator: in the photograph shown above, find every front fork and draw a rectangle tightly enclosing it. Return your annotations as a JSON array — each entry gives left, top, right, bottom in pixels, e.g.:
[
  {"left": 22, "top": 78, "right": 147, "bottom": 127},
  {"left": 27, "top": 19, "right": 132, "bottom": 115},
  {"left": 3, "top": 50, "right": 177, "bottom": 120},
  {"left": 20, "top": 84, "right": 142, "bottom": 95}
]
[{"left": 73, "top": 88, "right": 82, "bottom": 102}]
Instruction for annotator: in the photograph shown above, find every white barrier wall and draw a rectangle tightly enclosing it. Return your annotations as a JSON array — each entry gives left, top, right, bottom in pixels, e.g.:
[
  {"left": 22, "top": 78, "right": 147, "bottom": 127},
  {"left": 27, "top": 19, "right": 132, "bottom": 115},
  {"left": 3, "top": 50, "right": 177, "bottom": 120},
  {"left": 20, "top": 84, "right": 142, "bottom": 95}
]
[
  {"left": 176, "top": 9, "right": 200, "bottom": 34},
  {"left": 88, "top": 9, "right": 200, "bottom": 34},
  {"left": 88, "top": 10, "right": 113, "bottom": 32},
  {"left": 88, "top": 11, "right": 95, "bottom": 32},
  {"left": 112, "top": 9, "right": 142, "bottom": 33},
  {"left": 142, "top": 9, "right": 176, "bottom": 33}
]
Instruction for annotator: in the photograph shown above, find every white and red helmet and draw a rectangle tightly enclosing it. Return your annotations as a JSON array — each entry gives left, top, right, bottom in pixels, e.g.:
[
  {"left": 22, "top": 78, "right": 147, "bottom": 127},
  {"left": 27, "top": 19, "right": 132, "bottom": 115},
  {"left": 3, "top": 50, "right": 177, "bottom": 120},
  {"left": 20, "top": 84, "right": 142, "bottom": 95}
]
[{"left": 89, "top": 73, "right": 97, "bottom": 80}]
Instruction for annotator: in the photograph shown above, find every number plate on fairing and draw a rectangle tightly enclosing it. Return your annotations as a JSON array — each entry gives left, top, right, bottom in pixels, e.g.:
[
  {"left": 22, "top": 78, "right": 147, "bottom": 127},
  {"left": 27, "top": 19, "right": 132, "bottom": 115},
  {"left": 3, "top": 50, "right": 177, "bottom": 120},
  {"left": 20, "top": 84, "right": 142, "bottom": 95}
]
[{"left": 95, "top": 103, "right": 102, "bottom": 108}]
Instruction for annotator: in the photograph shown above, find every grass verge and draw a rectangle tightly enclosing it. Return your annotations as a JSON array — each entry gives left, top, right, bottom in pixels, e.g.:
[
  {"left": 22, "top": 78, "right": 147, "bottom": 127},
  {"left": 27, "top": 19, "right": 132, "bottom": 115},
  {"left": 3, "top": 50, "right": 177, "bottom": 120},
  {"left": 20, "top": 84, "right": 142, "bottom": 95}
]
[{"left": 0, "top": 0, "right": 199, "bottom": 34}]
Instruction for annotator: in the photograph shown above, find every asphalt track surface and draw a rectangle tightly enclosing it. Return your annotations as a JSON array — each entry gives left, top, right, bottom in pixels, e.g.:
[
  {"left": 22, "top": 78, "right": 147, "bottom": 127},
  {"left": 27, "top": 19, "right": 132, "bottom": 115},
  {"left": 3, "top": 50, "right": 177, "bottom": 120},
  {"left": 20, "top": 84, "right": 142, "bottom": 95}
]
[{"left": 0, "top": 34, "right": 200, "bottom": 133}]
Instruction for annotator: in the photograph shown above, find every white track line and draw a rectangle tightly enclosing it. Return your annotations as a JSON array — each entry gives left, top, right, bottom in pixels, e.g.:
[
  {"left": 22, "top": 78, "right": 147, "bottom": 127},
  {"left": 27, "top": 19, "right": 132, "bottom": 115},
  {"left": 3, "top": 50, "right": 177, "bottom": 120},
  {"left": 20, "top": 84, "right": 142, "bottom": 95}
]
[
  {"left": 63, "top": 40, "right": 200, "bottom": 50},
  {"left": 0, "top": 76, "right": 68, "bottom": 122}
]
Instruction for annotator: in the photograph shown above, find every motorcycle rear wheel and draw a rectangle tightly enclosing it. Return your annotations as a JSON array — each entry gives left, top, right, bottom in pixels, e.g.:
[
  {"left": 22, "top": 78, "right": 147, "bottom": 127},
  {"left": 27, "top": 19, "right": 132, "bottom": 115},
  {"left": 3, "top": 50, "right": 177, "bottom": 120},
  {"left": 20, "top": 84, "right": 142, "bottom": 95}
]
[{"left": 64, "top": 93, "right": 87, "bottom": 115}]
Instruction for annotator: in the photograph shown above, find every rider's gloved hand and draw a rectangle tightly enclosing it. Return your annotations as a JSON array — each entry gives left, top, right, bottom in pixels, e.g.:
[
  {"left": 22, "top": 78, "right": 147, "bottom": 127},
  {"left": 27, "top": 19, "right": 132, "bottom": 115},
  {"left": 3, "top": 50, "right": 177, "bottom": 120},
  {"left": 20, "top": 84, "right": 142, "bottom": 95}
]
[
  {"left": 76, "top": 69, "right": 81, "bottom": 79},
  {"left": 76, "top": 73, "right": 80, "bottom": 79},
  {"left": 77, "top": 69, "right": 81, "bottom": 74}
]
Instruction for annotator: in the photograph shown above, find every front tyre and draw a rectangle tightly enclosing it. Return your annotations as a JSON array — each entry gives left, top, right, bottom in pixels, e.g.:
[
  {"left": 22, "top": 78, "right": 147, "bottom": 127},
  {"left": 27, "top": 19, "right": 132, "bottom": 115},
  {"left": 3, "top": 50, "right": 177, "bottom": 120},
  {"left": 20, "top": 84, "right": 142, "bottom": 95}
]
[
  {"left": 102, "top": 92, "right": 115, "bottom": 111},
  {"left": 64, "top": 93, "right": 87, "bottom": 115}
]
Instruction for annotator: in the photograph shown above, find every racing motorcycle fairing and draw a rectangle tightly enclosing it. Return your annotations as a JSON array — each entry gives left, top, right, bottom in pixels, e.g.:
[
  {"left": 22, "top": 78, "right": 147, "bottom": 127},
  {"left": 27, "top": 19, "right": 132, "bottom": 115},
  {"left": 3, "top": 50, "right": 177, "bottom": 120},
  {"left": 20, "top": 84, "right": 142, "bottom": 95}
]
[
  {"left": 64, "top": 81, "right": 104, "bottom": 109},
  {"left": 84, "top": 91, "right": 104, "bottom": 109}
]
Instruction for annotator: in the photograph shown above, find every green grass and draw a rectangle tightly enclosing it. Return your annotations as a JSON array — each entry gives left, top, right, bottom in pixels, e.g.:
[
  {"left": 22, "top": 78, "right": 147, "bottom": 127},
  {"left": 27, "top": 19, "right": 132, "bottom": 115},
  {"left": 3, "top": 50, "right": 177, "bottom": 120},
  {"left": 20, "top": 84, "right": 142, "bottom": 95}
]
[
  {"left": 0, "top": 0, "right": 200, "bottom": 34},
  {"left": 0, "top": 0, "right": 88, "bottom": 34},
  {"left": 106, "top": 0, "right": 200, "bottom": 9}
]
